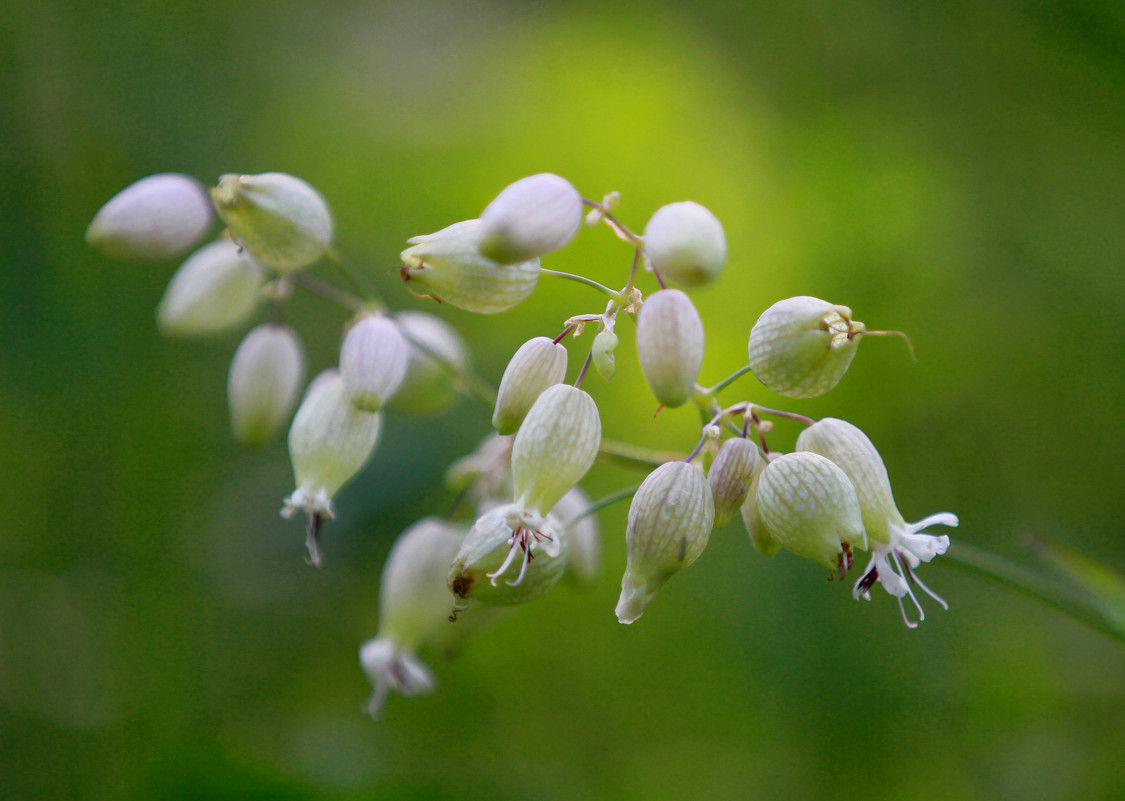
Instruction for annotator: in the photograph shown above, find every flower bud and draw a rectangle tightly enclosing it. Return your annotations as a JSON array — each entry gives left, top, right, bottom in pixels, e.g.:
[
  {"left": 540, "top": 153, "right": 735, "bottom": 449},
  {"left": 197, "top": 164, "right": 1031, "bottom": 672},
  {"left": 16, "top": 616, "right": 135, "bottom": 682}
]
[
  {"left": 755, "top": 452, "right": 866, "bottom": 574},
  {"left": 155, "top": 240, "right": 265, "bottom": 337},
  {"left": 479, "top": 173, "right": 583, "bottom": 264},
  {"left": 642, "top": 201, "right": 726, "bottom": 288},
  {"left": 210, "top": 172, "right": 333, "bottom": 271},
  {"left": 740, "top": 453, "right": 778, "bottom": 556},
  {"left": 282, "top": 370, "right": 382, "bottom": 564},
  {"left": 86, "top": 173, "right": 215, "bottom": 260},
  {"left": 617, "top": 461, "right": 715, "bottom": 624},
  {"left": 591, "top": 328, "right": 618, "bottom": 381},
  {"left": 444, "top": 432, "right": 513, "bottom": 503},
  {"left": 449, "top": 504, "right": 569, "bottom": 606},
  {"left": 400, "top": 219, "right": 539, "bottom": 313},
  {"left": 360, "top": 517, "right": 465, "bottom": 716},
  {"left": 747, "top": 296, "right": 866, "bottom": 399},
  {"left": 492, "top": 337, "right": 568, "bottom": 434},
  {"left": 340, "top": 314, "right": 409, "bottom": 411},
  {"left": 708, "top": 438, "right": 760, "bottom": 529},
  {"left": 227, "top": 324, "right": 306, "bottom": 447},
  {"left": 552, "top": 486, "right": 601, "bottom": 589},
  {"left": 386, "top": 311, "right": 470, "bottom": 415},
  {"left": 635, "top": 289, "right": 705, "bottom": 408},
  {"left": 511, "top": 384, "right": 601, "bottom": 514}
]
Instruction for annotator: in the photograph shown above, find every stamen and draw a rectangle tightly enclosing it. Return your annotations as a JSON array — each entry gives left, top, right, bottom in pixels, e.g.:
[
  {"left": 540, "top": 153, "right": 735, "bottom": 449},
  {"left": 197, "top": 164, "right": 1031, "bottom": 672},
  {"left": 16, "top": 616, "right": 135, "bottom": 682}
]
[
  {"left": 855, "top": 564, "right": 879, "bottom": 597},
  {"left": 891, "top": 551, "right": 926, "bottom": 625},
  {"left": 896, "top": 596, "right": 920, "bottom": 629},
  {"left": 902, "top": 561, "right": 949, "bottom": 611},
  {"left": 507, "top": 544, "right": 532, "bottom": 586},
  {"left": 487, "top": 529, "right": 523, "bottom": 586}
]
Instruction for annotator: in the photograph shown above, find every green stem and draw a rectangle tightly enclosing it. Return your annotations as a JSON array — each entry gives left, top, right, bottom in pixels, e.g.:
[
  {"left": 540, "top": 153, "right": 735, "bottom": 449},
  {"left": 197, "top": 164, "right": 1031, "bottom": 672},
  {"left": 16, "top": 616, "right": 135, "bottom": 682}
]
[
  {"left": 398, "top": 329, "right": 498, "bottom": 407},
  {"left": 540, "top": 268, "right": 617, "bottom": 297},
  {"left": 597, "top": 439, "right": 682, "bottom": 470},
  {"left": 699, "top": 364, "right": 753, "bottom": 397},
  {"left": 289, "top": 273, "right": 367, "bottom": 313},
  {"left": 325, "top": 247, "right": 378, "bottom": 304},
  {"left": 565, "top": 482, "right": 642, "bottom": 527}
]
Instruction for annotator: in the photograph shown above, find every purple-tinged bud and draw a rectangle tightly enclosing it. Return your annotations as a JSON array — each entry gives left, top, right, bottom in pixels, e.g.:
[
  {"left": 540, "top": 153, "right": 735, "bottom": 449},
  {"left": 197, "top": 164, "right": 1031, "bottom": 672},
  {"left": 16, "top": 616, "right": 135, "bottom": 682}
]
[
  {"left": 387, "top": 311, "right": 471, "bottom": 415},
  {"left": 643, "top": 201, "right": 726, "bottom": 288},
  {"left": 340, "top": 314, "right": 409, "bottom": 411},
  {"left": 400, "top": 220, "right": 539, "bottom": 313},
  {"left": 747, "top": 296, "right": 866, "bottom": 399},
  {"left": 708, "top": 438, "right": 761, "bottom": 529},
  {"left": 211, "top": 172, "right": 333, "bottom": 271},
  {"left": 617, "top": 461, "right": 715, "bottom": 624},
  {"left": 492, "top": 337, "right": 568, "bottom": 435},
  {"left": 155, "top": 240, "right": 265, "bottom": 337},
  {"left": 86, "top": 173, "right": 214, "bottom": 260},
  {"left": 635, "top": 289, "right": 705, "bottom": 408},
  {"left": 227, "top": 324, "right": 305, "bottom": 447},
  {"left": 479, "top": 173, "right": 583, "bottom": 264}
]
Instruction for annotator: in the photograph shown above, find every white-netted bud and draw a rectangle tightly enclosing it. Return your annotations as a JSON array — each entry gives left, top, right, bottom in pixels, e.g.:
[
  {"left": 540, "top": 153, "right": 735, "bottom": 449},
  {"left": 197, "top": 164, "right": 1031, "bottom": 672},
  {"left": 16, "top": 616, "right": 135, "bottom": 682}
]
[
  {"left": 155, "top": 240, "right": 265, "bottom": 337},
  {"left": 796, "top": 417, "right": 958, "bottom": 626},
  {"left": 511, "top": 384, "right": 601, "bottom": 515},
  {"left": 359, "top": 517, "right": 465, "bottom": 716},
  {"left": 552, "top": 486, "right": 601, "bottom": 589},
  {"left": 387, "top": 311, "right": 470, "bottom": 415},
  {"left": 227, "top": 324, "right": 305, "bottom": 447},
  {"left": 210, "top": 172, "right": 333, "bottom": 271},
  {"left": 282, "top": 370, "right": 382, "bottom": 565},
  {"left": 86, "top": 173, "right": 215, "bottom": 260},
  {"left": 492, "top": 337, "right": 568, "bottom": 435},
  {"left": 755, "top": 452, "right": 867, "bottom": 575},
  {"left": 400, "top": 219, "right": 539, "bottom": 313},
  {"left": 740, "top": 451, "right": 777, "bottom": 556},
  {"left": 617, "top": 461, "right": 715, "bottom": 624},
  {"left": 642, "top": 201, "right": 726, "bottom": 288},
  {"left": 747, "top": 296, "right": 866, "bottom": 399},
  {"left": 708, "top": 438, "right": 761, "bottom": 529},
  {"left": 448, "top": 504, "right": 570, "bottom": 606},
  {"left": 340, "top": 314, "right": 409, "bottom": 411},
  {"left": 635, "top": 289, "right": 705, "bottom": 408},
  {"left": 479, "top": 173, "right": 583, "bottom": 264},
  {"left": 591, "top": 328, "right": 619, "bottom": 381}
]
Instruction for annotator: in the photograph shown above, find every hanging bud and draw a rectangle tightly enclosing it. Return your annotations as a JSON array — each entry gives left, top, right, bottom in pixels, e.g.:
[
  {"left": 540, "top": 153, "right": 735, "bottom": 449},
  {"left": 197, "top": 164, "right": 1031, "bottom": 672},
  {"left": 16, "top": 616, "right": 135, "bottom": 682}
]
[
  {"left": 155, "top": 240, "right": 265, "bottom": 337},
  {"left": 359, "top": 517, "right": 465, "bottom": 716},
  {"left": 642, "top": 201, "right": 727, "bottom": 288},
  {"left": 387, "top": 311, "right": 471, "bottom": 415},
  {"left": 492, "top": 337, "right": 568, "bottom": 435},
  {"left": 479, "top": 173, "right": 583, "bottom": 264},
  {"left": 747, "top": 296, "right": 866, "bottom": 399},
  {"left": 796, "top": 417, "right": 958, "bottom": 626},
  {"left": 617, "top": 461, "right": 715, "bottom": 624},
  {"left": 227, "top": 324, "right": 306, "bottom": 447},
  {"left": 552, "top": 486, "right": 601, "bottom": 589},
  {"left": 282, "top": 370, "right": 382, "bottom": 565},
  {"left": 591, "top": 327, "right": 619, "bottom": 381},
  {"left": 445, "top": 432, "right": 513, "bottom": 504},
  {"left": 708, "top": 438, "right": 761, "bottom": 529},
  {"left": 86, "top": 173, "right": 215, "bottom": 260},
  {"left": 635, "top": 289, "right": 705, "bottom": 408},
  {"left": 340, "top": 314, "right": 409, "bottom": 412},
  {"left": 210, "top": 172, "right": 333, "bottom": 271},
  {"left": 755, "top": 452, "right": 867, "bottom": 576},
  {"left": 740, "top": 452, "right": 778, "bottom": 556},
  {"left": 448, "top": 504, "right": 570, "bottom": 606},
  {"left": 400, "top": 220, "right": 540, "bottom": 313}
]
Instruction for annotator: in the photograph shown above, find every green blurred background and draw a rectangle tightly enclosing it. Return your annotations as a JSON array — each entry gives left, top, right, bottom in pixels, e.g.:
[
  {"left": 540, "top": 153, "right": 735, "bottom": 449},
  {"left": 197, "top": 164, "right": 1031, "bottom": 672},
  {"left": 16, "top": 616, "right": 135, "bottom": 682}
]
[{"left": 3, "top": 0, "right": 1125, "bottom": 798}]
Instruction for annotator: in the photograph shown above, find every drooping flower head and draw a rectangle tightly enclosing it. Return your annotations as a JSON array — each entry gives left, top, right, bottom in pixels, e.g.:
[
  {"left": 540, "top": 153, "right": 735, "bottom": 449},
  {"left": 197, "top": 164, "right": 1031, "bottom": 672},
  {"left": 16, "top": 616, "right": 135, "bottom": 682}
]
[
  {"left": 479, "top": 173, "right": 583, "bottom": 264},
  {"left": 86, "top": 173, "right": 215, "bottom": 260},
  {"left": 797, "top": 417, "right": 958, "bottom": 627},
  {"left": 635, "top": 289, "right": 705, "bottom": 408},
  {"left": 642, "top": 201, "right": 727, "bottom": 288}
]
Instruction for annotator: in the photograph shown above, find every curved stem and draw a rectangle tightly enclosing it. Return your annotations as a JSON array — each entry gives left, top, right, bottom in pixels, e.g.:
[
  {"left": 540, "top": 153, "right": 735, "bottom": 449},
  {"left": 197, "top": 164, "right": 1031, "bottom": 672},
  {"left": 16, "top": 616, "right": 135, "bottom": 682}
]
[
  {"left": 564, "top": 482, "right": 643, "bottom": 527},
  {"left": 325, "top": 247, "right": 379, "bottom": 304},
  {"left": 397, "top": 329, "right": 498, "bottom": 407},
  {"left": 289, "top": 273, "right": 367, "bottom": 313},
  {"left": 540, "top": 268, "right": 617, "bottom": 297},
  {"left": 597, "top": 438, "right": 683, "bottom": 470},
  {"left": 699, "top": 364, "right": 753, "bottom": 397}
]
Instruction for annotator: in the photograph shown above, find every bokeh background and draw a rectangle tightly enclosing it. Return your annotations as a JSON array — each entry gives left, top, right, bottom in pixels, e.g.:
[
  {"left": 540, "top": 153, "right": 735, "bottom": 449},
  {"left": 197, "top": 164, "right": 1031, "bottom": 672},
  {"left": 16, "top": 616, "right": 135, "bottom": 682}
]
[{"left": 3, "top": 1, "right": 1125, "bottom": 798}]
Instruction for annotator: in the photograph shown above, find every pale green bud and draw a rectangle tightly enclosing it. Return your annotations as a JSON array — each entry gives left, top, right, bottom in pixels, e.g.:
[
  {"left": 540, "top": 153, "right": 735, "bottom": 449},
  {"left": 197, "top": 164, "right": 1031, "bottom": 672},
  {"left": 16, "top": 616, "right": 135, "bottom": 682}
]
[
  {"left": 210, "top": 172, "right": 333, "bottom": 271},
  {"left": 479, "top": 173, "right": 583, "bottom": 264},
  {"left": 444, "top": 432, "right": 513, "bottom": 504},
  {"left": 400, "top": 220, "right": 539, "bottom": 313},
  {"left": 511, "top": 384, "right": 601, "bottom": 514},
  {"left": 617, "top": 461, "right": 715, "bottom": 624},
  {"left": 552, "top": 486, "right": 601, "bottom": 589},
  {"left": 227, "top": 324, "right": 305, "bottom": 447},
  {"left": 740, "top": 453, "right": 777, "bottom": 556},
  {"left": 635, "top": 289, "right": 704, "bottom": 408},
  {"left": 359, "top": 516, "right": 466, "bottom": 716},
  {"left": 386, "top": 311, "right": 471, "bottom": 415},
  {"left": 708, "top": 437, "right": 761, "bottom": 529},
  {"left": 591, "top": 328, "right": 619, "bottom": 381},
  {"left": 642, "top": 201, "right": 726, "bottom": 288},
  {"left": 340, "top": 314, "right": 409, "bottom": 411},
  {"left": 449, "top": 504, "right": 569, "bottom": 606},
  {"left": 155, "top": 239, "right": 265, "bottom": 337},
  {"left": 492, "top": 337, "right": 568, "bottom": 435},
  {"left": 86, "top": 173, "right": 215, "bottom": 260},
  {"left": 747, "top": 296, "right": 866, "bottom": 399},
  {"left": 755, "top": 451, "right": 866, "bottom": 574}
]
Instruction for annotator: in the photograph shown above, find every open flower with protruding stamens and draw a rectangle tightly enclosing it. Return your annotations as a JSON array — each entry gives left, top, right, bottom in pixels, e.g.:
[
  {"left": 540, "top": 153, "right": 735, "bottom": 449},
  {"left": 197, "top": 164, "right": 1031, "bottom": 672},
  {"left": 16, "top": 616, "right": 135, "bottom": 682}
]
[{"left": 797, "top": 417, "right": 958, "bottom": 627}]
